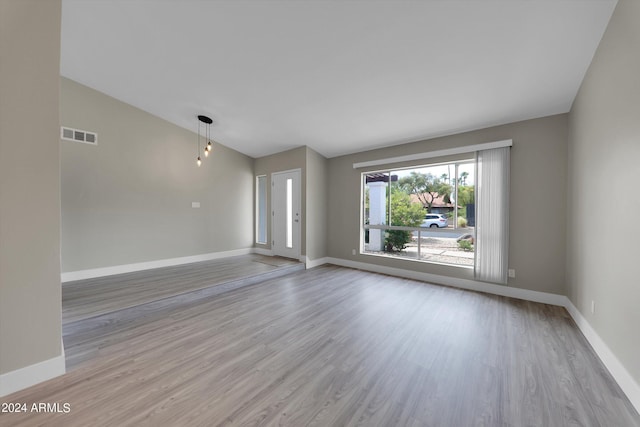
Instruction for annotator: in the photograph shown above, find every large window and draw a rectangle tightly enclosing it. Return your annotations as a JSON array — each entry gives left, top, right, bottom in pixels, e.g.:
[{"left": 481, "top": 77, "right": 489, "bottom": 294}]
[
  {"left": 362, "top": 160, "right": 476, "bottom": 267},
  {"left": 358, "top": 143, "right": 511, "bottom": 282}
]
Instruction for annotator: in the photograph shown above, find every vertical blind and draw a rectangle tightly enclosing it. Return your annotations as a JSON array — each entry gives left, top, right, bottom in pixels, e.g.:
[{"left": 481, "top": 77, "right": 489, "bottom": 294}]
[{"left": 475, "top": 147, "right": 510, "bottom": 284}]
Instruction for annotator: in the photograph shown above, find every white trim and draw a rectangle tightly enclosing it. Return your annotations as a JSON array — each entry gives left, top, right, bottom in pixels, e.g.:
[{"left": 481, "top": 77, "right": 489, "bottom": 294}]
[
  {"left": 353, "top": 139, "right": 513, "bottom": 169},
  {"left": 303, "top": 256, "right": 330, "bottom": 269},
  {"left": 564, "top": 298, "right": 640, "bottom": 414},
  {"left": 61, "top": 248, "right": 253, "bottom": 282},
  {"left": 255, "top": 175, "right": 268, "bottom": 245},
  {"left": 270, "top": 167, "right": 303, "bottom": 175},
  {"left": 325, "top": 257, "right": 564, "bottom": 306},
  {"left": 0, "top": 350, "right": 65, "bottom": 397}
]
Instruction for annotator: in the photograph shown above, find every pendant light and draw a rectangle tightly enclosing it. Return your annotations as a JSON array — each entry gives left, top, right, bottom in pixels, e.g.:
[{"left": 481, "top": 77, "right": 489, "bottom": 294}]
[{"left": 196, "top": 115, "right": 213, "bottom": 166}]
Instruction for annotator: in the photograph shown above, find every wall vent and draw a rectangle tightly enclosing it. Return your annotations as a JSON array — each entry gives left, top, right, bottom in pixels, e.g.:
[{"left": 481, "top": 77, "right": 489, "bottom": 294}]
[{"left": 61, "top": 126, "right": 98, "bottom": 145}]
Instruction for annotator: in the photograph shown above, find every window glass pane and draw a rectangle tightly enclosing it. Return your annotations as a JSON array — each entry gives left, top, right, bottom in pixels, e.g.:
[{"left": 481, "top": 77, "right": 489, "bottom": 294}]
[
  {"left": 361, "top": 160, "right": 475, "bottom": 267},
  {"left": 397, "top": 165, "right": 453, "bottom": 219},
  {"left": 363, "top": 172, "right": 390, "bottom": 252},
  {"left": 286, "top": 178, "right": 293, "bottom": 248},
  {"left": 363, "top": 173, "right": 389, "bottom": 226},
  {"left": 256, "top": 176, "right": 267, "bottom": 244},
  {"left": 455, "top": 163, "right": 475, "bottom": 229}
]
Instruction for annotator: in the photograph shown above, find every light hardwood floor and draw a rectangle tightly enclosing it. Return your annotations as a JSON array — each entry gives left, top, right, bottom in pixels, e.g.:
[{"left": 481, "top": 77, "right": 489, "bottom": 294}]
[
  {"left": 62, "top": 254, "right": 301, "bottom": 323},
  {"left": 62, "top": 255, "right": 304, "bottom": 370},
  {"left": 3, "top": 265, "right": 639, "bottom": 426}
]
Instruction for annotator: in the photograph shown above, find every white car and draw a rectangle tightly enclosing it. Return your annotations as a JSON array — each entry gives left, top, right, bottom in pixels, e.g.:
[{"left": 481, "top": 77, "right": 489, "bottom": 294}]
[{"left": 422, "top": 214, "right": 449, "bottom": 228}]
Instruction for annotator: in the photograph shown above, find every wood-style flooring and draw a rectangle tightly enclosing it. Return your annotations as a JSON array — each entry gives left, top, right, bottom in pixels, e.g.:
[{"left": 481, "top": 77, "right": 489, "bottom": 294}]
[
  {"left": 62, "top": 254, "right": 301, "bottom": 324},
  {"left": 3, "top": 264, "right": 639, "bottom": 426},
  {"left": 62, "top": 255, "right": 303, "bottom": 370}
]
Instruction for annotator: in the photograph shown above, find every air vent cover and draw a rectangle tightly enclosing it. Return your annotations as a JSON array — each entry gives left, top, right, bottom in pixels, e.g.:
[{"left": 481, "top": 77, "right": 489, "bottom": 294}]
[{"left": 61, "top": 126, "right": 98, "bottom": 145}]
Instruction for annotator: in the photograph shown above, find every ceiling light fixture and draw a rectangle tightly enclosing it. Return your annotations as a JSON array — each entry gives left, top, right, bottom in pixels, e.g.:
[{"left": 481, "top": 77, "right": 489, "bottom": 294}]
[{"left": 196, "top": 115, "right": 213, "bottom": 167}]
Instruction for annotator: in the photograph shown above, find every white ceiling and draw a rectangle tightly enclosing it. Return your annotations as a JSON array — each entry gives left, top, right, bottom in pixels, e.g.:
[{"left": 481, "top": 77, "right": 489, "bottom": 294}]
[{"left": 61, "top": 0, "right": 616, "bottom": 159}]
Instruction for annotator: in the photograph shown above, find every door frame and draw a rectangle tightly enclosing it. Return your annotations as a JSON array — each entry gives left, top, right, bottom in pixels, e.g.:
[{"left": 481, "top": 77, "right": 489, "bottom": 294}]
[{"left": 271, "top": 168, "right": 302, "bottom": 260}]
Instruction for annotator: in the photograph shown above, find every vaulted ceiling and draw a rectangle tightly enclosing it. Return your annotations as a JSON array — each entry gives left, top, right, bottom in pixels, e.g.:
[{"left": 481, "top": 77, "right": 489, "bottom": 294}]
[{"left": 61, "top": 0, "right": 617, "bottom": 158}]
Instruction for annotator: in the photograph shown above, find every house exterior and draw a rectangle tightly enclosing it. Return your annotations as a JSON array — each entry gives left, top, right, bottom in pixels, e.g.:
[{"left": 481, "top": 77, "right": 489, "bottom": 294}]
[{"left": 409, "top": 192, "right": 457, "bottom": 215}]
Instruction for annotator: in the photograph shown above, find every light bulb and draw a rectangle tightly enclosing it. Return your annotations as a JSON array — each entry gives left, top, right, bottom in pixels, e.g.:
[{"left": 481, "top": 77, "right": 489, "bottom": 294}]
[
  {"left": 197, "top": 156, "right": 202, "bottom": 167},
  {"left": 204, "top": 150, "right": 209, "bottom": 157},
  {"left": 207, "top": 141, "right": 212, "bottom": 151}
]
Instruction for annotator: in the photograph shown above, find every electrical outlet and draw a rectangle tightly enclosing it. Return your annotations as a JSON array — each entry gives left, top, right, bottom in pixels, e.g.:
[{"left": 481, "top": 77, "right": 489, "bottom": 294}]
[
  {"left": 508, "top": 269, "right": 516, "bottom": 278},
  {"left": 591, "top": 300, "right": 595, "bottom": 314},
  {"left": 191, "top": 202, "right": 201, "bottom": 208},
  {"left": 352, "top": 249, "right": 356, "bottom": 255}
]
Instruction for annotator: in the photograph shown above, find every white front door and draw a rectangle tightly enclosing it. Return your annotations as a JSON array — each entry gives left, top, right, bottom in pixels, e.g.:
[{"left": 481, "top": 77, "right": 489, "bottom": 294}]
[{"left": 271, "top": 169, "right": 301, "bottom": 259}]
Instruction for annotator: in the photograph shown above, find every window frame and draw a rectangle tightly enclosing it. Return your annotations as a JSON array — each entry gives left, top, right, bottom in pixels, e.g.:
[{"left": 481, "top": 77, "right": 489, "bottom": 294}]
[
  {"left": 255, "top": 175, "right": 268, "bottom": 245},
  {"left": 360, "top": 158, "right": 476, "bottom": 269}
]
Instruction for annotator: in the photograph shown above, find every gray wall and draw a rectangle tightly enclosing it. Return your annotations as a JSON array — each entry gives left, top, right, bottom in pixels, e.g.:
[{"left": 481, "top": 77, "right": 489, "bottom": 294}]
[
  {"left": 0, "top": 0, "right": 63, "bottom": 374},
  {"left": 253, "top": 147, "right": 307, "bottom": 255},
  {"left": 327, "top": 114, "right": 568, "bottom": 295},
  {"left": 567, "top": 0, "right": 640, "bottom": 384},
  {"left": 306, "top": 147, "right": 328, "bottom": 261},
  {"left": 253, "top": 146, "right": 328, "bottom": 261},
  {"left": 61, "top": 78, "right": 254, "bottom": 272}
]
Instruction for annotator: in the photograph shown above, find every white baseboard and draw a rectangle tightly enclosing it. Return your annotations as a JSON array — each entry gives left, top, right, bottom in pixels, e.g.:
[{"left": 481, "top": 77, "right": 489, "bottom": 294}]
[
  {"left": 0, "top": 347, "right": 65, "bottom": 397},
  {"left": 61, "top": 248, "right": 254, "bottom": 282},
  {"left": 324, "top": 257, "right": 566, "bottom": 306},
  {"left": 302, "top": 256, "right": 330, "bottom": 269},
  {"left": 564, "top": 298, "right": 640, "bottom": 414}
]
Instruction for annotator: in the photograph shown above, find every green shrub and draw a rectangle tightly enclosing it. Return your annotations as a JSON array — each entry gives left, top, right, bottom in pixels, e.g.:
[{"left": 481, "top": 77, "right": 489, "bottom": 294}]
[
  {"left": 457, "top": 216, "right": 468, "bottom": 228},
  {"left": 458, "top": 239, "right": 473, "bottom": 252},
  {"left": 385, "top": 230, "right": 412, "bottom": 252},
  {"left": 384, "top": 189, "right": 424, "bottom": 252}
]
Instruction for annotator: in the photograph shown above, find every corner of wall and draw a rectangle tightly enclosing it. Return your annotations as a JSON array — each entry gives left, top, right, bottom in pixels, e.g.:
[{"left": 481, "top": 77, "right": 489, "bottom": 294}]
[{"left": 0, "top": 345, "right": 65, "bottom": 398}]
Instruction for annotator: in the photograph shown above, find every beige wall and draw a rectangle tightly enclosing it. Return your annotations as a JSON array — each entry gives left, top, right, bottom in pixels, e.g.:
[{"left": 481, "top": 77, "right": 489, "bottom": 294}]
[
  {"left": 0, "top": 0, "right": 63, "bottom": 374},
  {"left": 305, "top": 147, "right": 328, "bottom": 261},
  {"left": 327, "top": 114, "right": 568, "bottom": 295},
  {"left": 253, "top": 146, "right": 328, "bottom": 261},
  {"left": 253, "top": 147, "right": 307, "bottom": 255},
  {"left": 567, "top": 0, "right": 640, "bottom": 384},
  {"left": 61, "top": 78, "right": 254, "bottom": 272}
]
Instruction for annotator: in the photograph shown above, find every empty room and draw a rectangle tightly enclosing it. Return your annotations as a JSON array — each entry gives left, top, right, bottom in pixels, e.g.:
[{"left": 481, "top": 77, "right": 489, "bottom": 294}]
[{"left": 1, "top": 0, "right": 639, "bottom": 426}]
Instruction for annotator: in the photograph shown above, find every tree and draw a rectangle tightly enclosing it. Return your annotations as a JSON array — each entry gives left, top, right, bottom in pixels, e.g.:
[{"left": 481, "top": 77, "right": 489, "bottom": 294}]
[
  {"left": 385, "top": 189, "right": 424, "bottom": 252},
  {"left": 458, "top": 171, "right": 469, "bottom": 186},
  {"left": 456, "top": 185, "right": 475, "bottom": 206},
  {"left": 398, "top": 172, "right": 452, "bottom": 213}
]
